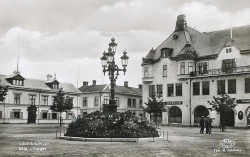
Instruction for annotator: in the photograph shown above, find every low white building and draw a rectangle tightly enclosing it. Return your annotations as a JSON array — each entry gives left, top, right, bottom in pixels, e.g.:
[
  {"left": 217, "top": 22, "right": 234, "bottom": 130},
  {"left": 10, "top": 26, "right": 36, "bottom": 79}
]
[
  {"left": 142, "top": 14, "right": 250, "bottom": 128},
  {"left": 0, "top": 72, "right": 81, "bottom": 124},
  {"left": 78, "top": 80, "right": 144, "bottom": 117}
]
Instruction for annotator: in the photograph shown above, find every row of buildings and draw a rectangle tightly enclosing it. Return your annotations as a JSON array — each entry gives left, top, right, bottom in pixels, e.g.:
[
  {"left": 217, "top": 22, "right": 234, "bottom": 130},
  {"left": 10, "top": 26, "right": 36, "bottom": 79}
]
[
  {"left": 142, "top": 15, "right": 250, "bottom": 128},
  {"left": 0, "top": 14, "right": 249, "bottom": 128},
  {"left": 0, "top": 72, "right": 143, "bottom": 124}
]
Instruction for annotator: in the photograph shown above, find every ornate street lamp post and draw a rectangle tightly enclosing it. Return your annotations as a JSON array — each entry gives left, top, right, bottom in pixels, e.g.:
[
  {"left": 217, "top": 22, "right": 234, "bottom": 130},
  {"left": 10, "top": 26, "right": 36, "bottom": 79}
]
[{"left": 100, "top": 37, "right": 129, "bottom": 113}]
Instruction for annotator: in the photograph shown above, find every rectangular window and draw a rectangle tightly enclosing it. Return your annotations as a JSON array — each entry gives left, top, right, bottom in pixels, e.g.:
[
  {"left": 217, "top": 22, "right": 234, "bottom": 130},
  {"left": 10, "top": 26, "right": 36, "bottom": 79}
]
[
  {"left": 167, "top": 84, "right": 174, "bottom": 97},
  {"left": 14, "top": 112, "right": 20, "bottom": 119},
  {"left": 42, "top": 113, "right": 48, "bottom": 119},
  {"left": 222, "top": 59, "right": 236, "bottom": 72},
  {"left": 42, "top": 96, "right": 48, "bottom": 105},
  {"left": 202, "top": 81, "right": 210, "bottom": 95},
  {"left": 83, "top": 97, "right": 87, "bottom": 106},
  {"left": 228, "top": 79, "right": 236, "bottom": 94},
  {"left": 161, "top": 49, "right": 168, "bottom": 58},
  {"left": 0, "top": 111, "right": 2, "bottom": 119},
  {"left": 53, "top": 84, "right": 58, "bottom": 90},
  {"left": 94, "top": 97, "right": 99, "bottom": 106},
  {"left": 217, "top": 80, "right": 225, "bottom": 94},
  {"left": 14, "top": 94, "right": 21, "bottom": 104},
  {"left": 245, "top": 78, "right": 250, "bottom": 93},
  {"left": 193, "top": 82, "right": 200, "bottom": 95},
  {"left": 149, "top": 85, "right": 155, "bottom": 98},
  {"left": 128, "top": 98, "right": 131, "bottom": 107},
  {"left": 139, "top": 99, "right": 142, "bottom": 108},
  {"left": 188, "top": 62, "right": 193, "bottom": 73},
  {"left": 29, "top": 95, "right": 36, "bottom": 105},
  {"left": 115, "top": 97, "right": 119, "bottom": 107},
  {"left": 104, "top": 96, "right": 109, "bottom": 104},
  {"left": 163, "top": 65, "right": 167, "bottom": 77},
  {"left": 156, "top": 85, "right": 163, "bottom": 97},
  {"left": 198, "top": 62, "right": 208, "bottom": 74},
  {"left": 52, "top": 113, "right": 57, "bottom": 119},
  {"left": 13, "top": 80, "right": 23, "bottom": 86},
  {"left": 176, "top": 83, "right": 182, "bottom": 96},
  {"left": 180, "top": 62, "right": 185, "bottom": 74},
  {"left": 69, "top": 98, "right": 73, "bottom": 105},
  {"left": 144, "top": 67, "right": 148, "bottom": 78},
  {"left": 133, "top": 99, "right": 136, "bottom": 108}
]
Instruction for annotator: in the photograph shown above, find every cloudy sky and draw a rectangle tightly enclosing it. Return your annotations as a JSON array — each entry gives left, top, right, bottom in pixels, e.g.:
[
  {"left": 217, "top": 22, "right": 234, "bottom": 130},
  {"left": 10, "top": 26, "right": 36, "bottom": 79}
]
[{"left": 0, "top": 0, "right": 250, "bottom": 88}]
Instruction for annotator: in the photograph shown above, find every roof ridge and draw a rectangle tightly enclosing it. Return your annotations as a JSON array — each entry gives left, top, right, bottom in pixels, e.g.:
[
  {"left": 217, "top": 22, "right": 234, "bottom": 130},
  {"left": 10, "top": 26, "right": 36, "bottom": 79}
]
[{"left": 206, "top": 24, "right": 250, "bottom": 34}]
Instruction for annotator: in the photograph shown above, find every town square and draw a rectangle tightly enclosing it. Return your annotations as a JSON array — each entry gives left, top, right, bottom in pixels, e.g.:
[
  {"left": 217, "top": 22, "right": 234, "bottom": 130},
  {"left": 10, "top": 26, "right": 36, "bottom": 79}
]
[{"left": 0, "top": 0, "right": 250, "bottom": 156}]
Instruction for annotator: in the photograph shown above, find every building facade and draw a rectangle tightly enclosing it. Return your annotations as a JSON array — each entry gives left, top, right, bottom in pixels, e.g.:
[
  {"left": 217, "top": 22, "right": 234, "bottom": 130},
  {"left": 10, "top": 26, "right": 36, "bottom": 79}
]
[
  {"left": 78, "top": 80, "right": 144, "bottom": 116},
  {"left": 142, "top": 14, "right": 250, "bottom": 127},
  {"left": 0, "top": 72, "right": 82, "bottom": 124}
]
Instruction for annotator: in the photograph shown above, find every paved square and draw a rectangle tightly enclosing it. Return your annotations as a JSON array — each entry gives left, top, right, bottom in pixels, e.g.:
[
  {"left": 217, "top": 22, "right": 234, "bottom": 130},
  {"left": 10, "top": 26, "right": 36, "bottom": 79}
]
[{"left": 0, "top": 124, "right": 249, "bottom": 156}]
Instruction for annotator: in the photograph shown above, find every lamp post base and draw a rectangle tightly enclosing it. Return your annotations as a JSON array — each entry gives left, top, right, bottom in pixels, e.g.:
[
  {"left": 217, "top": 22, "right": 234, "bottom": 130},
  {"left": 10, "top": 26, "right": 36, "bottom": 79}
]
[{"left": 103, "top": 100, "right": 117, "bottom": 113}]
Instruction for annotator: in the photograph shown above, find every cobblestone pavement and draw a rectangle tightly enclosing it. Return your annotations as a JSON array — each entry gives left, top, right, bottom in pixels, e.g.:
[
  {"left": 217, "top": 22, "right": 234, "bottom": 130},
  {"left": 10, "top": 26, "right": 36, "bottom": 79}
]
[{"left": 0, "top": 124, "right": 249, "bottom": 157}]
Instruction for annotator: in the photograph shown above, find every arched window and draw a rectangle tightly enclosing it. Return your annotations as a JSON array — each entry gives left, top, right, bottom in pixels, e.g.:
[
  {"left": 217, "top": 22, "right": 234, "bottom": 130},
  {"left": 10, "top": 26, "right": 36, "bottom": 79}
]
[
  {"left": 169, "top": 106, "right": 182, "bottom": 123},
  {"left": 194, "top": 106, "right": 209, "bottom": 123}
]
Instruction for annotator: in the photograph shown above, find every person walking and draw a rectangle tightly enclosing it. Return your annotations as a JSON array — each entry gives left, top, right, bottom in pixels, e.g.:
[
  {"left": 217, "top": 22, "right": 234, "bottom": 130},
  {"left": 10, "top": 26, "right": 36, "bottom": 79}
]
[
  {"left": 200, "top": 116, "right": 204, "bottom": 134},
  {"left": 207, "top": 115, "right": 212, "bottom": 134},
  {"left": 205, "top": 116, "right": 210, "bottom": 134}
]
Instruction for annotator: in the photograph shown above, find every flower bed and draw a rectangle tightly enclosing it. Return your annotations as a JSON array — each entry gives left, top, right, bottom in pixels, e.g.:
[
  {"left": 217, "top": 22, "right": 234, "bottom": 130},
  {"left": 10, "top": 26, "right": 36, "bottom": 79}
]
[{"left": 65, "top": 111, "right": 159, "bottom": 138}]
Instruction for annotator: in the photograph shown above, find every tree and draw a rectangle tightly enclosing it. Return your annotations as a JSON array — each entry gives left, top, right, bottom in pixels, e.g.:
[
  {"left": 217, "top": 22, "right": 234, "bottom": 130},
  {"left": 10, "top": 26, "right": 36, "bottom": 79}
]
[
  {"left": 50, "top": 88, "right": 73, "bottom": 126},
  {"left": 143, "top": 94, "right": 167, "bottom": 127},
  {"left": 207, "top": 94, "right": 236, "bottom": 131},
  {"left": 0, "top": 85, "right": 9, "bottom": 102}
]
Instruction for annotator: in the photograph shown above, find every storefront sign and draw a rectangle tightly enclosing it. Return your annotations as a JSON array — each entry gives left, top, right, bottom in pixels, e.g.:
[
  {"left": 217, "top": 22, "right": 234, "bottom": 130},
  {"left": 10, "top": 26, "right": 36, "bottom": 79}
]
[
  {"left": 163, "top": 101, "right": 183, "bottom": 105},
  {"left": 237, "top": 99, "right": 250, "bottom": 104}
]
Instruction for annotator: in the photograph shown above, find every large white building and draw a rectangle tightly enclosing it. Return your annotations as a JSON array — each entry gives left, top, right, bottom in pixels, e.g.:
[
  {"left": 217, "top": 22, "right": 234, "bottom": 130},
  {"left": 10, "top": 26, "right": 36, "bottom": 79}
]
[
  {"left": 0, "top": 72, "right": 81, "bottom": 124},
  {"left": 142, "top": 15, "right": 250, "bottom": 128}
]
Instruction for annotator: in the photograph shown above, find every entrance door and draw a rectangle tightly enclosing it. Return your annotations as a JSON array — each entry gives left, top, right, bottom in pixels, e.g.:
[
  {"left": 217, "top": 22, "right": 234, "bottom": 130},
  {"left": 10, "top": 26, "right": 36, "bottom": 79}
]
[
  {"left": 224, "top": 109, "right": 234, "bottom": 127},
  {"left": 247, "top": 108, "right": 250, "bottom": 126},
  {"left": 27, "top": 106, "right": 37, "bottom": 123},
  {"left": 194, "top": 106, "right": 209, "bottom": 123}
]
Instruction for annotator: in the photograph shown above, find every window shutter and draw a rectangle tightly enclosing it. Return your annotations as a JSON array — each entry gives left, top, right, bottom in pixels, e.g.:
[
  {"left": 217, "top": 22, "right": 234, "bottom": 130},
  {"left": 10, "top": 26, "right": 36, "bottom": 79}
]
[
  {"left": 20, "top": 112, "right": 23, "bottom": 119},
  {"left": 0, "top": 111, "right": 2, "bottom": 119},
  {"left": 48, "top": 113, "right": 52, "bottom": 119},
  {"left": 10, "top": 111, "right": 14, "bottom": 119}
]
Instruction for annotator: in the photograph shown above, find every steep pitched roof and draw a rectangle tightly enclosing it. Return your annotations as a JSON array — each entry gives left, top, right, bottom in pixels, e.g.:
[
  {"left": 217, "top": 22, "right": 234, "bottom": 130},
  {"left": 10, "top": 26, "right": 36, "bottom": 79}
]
[
  {"left": 143, "top": 18, "right": 250, "bottom": 62},
  {"left": 0, "top": 74, "right": 80, "bottom": 93},
  {"left": 78, "top": 84, "right": 142, "bottom": 96}
]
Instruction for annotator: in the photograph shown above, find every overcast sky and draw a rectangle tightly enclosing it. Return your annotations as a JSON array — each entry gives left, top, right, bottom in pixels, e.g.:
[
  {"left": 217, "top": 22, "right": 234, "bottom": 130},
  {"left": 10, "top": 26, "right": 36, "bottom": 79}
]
[{"left": 0, "top": 0, "right": 250, "bottom": 88}]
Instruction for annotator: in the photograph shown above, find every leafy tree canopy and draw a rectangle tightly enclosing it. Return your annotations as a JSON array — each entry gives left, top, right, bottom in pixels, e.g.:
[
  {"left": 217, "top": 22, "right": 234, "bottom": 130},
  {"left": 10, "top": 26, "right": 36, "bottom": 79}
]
[
  {"left": 207, "top": 93, "right": 237, "bottom": 113},
  {"left": 0, "top": 85, "right": 9, "bottom": 102},
  {"left": 143, "top": 94, "right": 167, "bottom": 114},
  {"left": 50, "top": 88, "right": 73, "bottom": 113}
]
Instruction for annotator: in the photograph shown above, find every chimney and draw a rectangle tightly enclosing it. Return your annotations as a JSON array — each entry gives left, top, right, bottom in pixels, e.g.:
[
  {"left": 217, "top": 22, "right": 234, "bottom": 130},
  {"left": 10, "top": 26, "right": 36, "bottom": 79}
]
[
  {"left": 138, "top": 84, "right": 142, "bottom": 89},
  {"left": 124, "top": 81, "right": 128, "bottom": 87},
  {"left": 47, "top": 74, "right": 53, "bottom": 81},
  {"left": 83, "top": 81, "right": 88, "bottom": 86},
  {"left": 92, "top": 80, "right": 96, "bottom": 85},
  {"left": 175, "top": 14, "right": 187, "bottom": 32}
]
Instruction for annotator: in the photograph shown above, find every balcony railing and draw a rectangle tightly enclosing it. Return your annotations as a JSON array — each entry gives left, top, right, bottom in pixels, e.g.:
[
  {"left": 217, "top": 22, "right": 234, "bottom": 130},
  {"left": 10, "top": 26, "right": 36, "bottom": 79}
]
[{"left": 190, "top": 65, "right": 250, "bottom": 77}]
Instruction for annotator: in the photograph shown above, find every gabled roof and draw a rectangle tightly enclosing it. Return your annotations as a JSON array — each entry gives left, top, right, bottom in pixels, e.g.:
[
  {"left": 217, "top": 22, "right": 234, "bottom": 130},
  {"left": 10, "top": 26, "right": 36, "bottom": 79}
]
[
  {"left": 0, "top": 74, "right": 80, "bottom": 93},
  {"left": 143, "top": 15, "right": 250, "bottom": 63},
  {"left": 78, "top": 84, "right": 142, "bottom": 96}
]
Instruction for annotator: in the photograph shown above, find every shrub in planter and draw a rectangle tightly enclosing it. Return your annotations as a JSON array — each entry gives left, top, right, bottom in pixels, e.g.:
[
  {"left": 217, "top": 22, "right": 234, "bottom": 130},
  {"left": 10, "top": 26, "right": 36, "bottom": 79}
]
[{"left": 65, "top": 111, "right": 159, "bottom": 138}]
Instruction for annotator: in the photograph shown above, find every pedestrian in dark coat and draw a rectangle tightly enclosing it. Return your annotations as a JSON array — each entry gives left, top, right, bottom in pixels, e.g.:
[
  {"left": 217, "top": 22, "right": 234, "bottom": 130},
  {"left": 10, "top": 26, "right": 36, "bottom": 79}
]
[
  {"left": 200, "top": 116, "right": 204, "bottom": 134},
  {"left": 208, "top": 115, "right": 212, "bottom": 134},
  {"left": 205, "top": 117, "right": 210, "bottom": 134}
]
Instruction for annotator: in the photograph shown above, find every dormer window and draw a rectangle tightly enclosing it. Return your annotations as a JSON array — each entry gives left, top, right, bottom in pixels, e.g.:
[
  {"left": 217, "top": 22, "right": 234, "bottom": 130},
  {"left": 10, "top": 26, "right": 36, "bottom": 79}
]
[
  {"left": 161, "top": 48, "right": 172, "bottom": 58},
  {"left": 226, "top": 48, "right": 232, "bottom": 53},
  {"left": 53, "top": 84, "right": 59, "bottom": 90},
  {"left": 13, "top": 79, "right": 23, "bottom": 86}
]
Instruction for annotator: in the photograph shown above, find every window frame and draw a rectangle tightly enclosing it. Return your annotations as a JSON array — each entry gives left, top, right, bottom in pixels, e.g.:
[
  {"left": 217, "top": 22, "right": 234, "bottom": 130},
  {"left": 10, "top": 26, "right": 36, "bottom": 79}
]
[
  {"left": 245, "top": 78, "right": 250, "bottom": 93},
  {"left": 175, "top": 83, "right": 182, "bottom": 96},
  {"left": 167, "top": 84, "right": 174, "bottom": 97},
  {"left": 193, "top": 82, "right": 200, "bottom": 95},
  {"left": 156, "top": 84, "right": 163, "bottom": 97},
  {"left": 163, "top": 65, "right": 167, "bottom": 77},
  {"left": 149, "top": 85, "right": 155, "bottom": 98},
  {"left": 228, "top": 79, "right": 236, "bottom": 94},
  {"left": 217, "top": 80, "right": 225, "bottom": 94},
  {"left": 14, "top": 94, "right": 21, "bottom": 104},
  {"left": 128, "top": 98, "right": 132, "bottom": 108},
  {"left": 180, "top": 62, "right": 185, "bottom": 74},
  {"left": 202, "top": 81, "right": 210, "bottom": 95},
  {"left": 83, "top": 97, "right": 88, "bottom": 106},
  {"left": 42, "top": 96, "right": 48, "bottom": 106},
  {"left": 144, "top": 67, "right": 149, "bottom": 78},
  {"left": 29, "top": 95, "right": 36, "bottom": 105}
]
